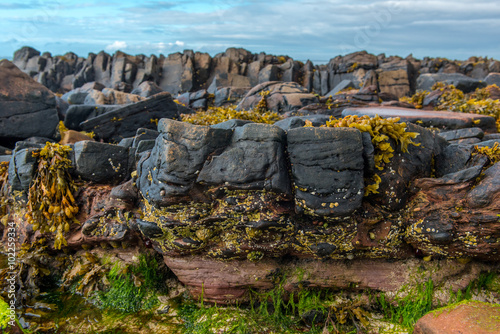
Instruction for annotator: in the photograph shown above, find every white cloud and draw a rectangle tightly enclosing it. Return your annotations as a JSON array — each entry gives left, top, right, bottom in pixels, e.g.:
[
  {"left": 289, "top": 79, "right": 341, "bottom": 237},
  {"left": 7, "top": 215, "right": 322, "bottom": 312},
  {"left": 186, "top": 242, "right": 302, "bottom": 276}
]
[
  {"left": 105, "top": 40, "right": 127, "bottom": 52},
  {"left": 169, "top": 40, "right": 184, "bottom": 47}
]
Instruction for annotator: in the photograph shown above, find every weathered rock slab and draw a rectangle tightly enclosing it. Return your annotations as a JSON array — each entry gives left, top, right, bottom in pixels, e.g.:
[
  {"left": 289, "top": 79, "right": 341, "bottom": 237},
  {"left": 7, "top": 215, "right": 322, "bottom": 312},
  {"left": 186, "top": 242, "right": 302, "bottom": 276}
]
[
  {"left": 287, "top": 127, "right": 364, "bottom": 216},
  {"left": 80, "top": 92, "right": 180, "bottom": 142},
  {"left": 197, "top": 123, "right": 291, "bottom": 195},
  {"left": 164, "top": 255, "right": 493, "bottom": 304},
  {"left": 137, "top": 119, "right": 232, "bottom": 206},
  {"left": 73, "top": 141, "right": 129, "bottom": 184},
  {"left": 0, "top": 60, "right": 59, "bottom": 144},
  {"left": 417, "top": 73, "right": 487, "bottom": 93}
]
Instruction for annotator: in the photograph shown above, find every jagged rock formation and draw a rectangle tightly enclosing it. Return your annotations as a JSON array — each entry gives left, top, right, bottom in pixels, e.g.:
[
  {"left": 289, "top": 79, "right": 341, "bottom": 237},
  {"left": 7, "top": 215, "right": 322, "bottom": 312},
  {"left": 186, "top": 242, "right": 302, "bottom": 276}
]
[
  {"left": 2, "top": 47, "right": 500, "bottom": 308},
  {"left": 11, "top": 46, "right": 499, "bottom": 105}
]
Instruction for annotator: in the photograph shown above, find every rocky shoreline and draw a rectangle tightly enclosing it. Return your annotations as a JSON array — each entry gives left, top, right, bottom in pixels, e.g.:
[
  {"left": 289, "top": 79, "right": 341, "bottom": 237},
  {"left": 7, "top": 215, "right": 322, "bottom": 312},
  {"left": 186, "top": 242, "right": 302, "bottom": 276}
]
[{"left": 1, "top": 46, "right": 500, "bottom": 333}]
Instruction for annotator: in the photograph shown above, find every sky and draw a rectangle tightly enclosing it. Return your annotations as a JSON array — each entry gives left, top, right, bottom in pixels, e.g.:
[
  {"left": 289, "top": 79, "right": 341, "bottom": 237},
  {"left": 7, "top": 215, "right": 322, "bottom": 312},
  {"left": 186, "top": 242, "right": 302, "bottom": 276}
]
[{"left": 1, "top": 0, "right": 499, "bottom": 63}]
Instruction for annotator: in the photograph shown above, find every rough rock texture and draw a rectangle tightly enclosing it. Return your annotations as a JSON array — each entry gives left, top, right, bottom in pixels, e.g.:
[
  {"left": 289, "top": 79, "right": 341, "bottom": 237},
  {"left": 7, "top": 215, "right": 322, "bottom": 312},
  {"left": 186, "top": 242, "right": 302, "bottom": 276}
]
[
  {"left": 164, "top": 256, "right": 494, "bottom": 303},
  {"left": 64, "top": 104, "right": 120, "bottom": 131},
  {"left": 197, "top": 123, "right": 291, "bottom": 195},
  {"left": 72, "top": 141, "right": 129, "bottom": 184},
  {"left": 287, "top": 127, "right": 364, "bottom": 216},
  {"left": 237, "top": 81, "right": 319, "bottom": 113},
  {"left": 10, "top": 47, "right": 500, "bottom": 102},
  {"left": 5, "top": 46, "right": 500, "bottom": 310},
  {"left": 377, "top": 58, "right": 416, "bottom": 98},
  {"left": 8, "top": 143, "right": 43, "bottom": 192},
  {"left": 80, "top": 92, "right": 181, "bottom": 142},
  {"left": 0, "top": 60, "right": 59, "bottom": 145},
  {"left": 405, "top": 161, "right": 500, "bottom": 260},
  {"left": 417, "top": 73, "right": 487, "bottom": 93},
  {"left": 414, "top": 300, "right": 500, "bottom": 334},
  {"left": 137, "top": 119, "right": 233, "bottom": 206}
]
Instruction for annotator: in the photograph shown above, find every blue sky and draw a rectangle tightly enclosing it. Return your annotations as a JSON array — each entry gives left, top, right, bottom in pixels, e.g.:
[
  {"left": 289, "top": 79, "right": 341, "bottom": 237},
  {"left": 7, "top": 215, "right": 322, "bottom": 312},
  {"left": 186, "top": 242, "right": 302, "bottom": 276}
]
[{"left": 1, "top": 0, "right": 499, "bottom": 63}]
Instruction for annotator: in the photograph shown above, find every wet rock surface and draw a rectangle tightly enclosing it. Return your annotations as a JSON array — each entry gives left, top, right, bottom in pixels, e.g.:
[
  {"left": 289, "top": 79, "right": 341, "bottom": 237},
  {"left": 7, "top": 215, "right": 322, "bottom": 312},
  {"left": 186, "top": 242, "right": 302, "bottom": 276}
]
[
  {"left": 2, "top": 46, "right": 500, "bottom": 315},
  {"left": 287, "top": 127, "right": 364, "bottom": 216}
]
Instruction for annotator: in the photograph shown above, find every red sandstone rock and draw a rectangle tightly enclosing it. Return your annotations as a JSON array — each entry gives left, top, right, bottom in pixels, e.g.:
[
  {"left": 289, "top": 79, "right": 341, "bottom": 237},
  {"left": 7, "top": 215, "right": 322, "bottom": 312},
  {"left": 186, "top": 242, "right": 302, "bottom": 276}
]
[
  {"left": 163, "top": 255, "right": 494, "bottom": 304},
  {"left": 414, "top": 300, "right": 500, "bottom": 334}
]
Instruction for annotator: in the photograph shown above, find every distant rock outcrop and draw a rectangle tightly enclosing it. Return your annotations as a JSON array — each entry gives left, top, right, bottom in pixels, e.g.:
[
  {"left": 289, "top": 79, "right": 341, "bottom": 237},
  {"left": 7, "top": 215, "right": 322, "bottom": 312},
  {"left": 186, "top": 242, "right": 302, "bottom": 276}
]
[{"left": 0, "top": 59, "right": 59, "bottom": 146}]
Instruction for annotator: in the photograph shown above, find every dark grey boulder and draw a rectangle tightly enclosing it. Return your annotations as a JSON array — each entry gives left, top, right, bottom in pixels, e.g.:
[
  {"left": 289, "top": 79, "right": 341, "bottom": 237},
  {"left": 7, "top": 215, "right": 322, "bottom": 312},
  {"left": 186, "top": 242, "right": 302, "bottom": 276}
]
[
  {"left": 135, "top": 140, "right": 156, "bottom": 154},
  {"left": 439, "top": 165, "right": 484, "bottom": 185},
  {"left": 438, "top": 128, "right": 484, "bottom": 141},
  {"left": 483, "top": 133, "right": 500, "bottom": 141},
  {"left": 79, "top": 92, "right": 180, "bottom": 142},
  {"left": 132, "top": 128, "right": 159, "bottom": 148},
  {"left": 368, "top": 124, "right": 448, "bottom": 210},
  {"left": 435, "top": 144, "right": 473, "bottom": 177},
  {"left": 417, "top": 73, "right": 487, "bottom": 93},
  {"left": 287, "top": 127, "right": 365, "bottom": 216},
  {"left": 448, "top": 138, "right": 481, "bottom": 145},
  {"left": 197, "top": 123, "right": 291, "bottom": 195},
  {"left": 8, "top": 142, "right": 45, "bottom": 192},
  {"left": 467, "top": 162, "right": 500, "bottom": 208},
  {"left": 484, "top": 73, "right": 500, "bottom": 87},
  {"left": 136, "top": 119, "right": 232, "bottom": 206},
  {"left": 118, "top": 137, "right": 135, "bottom": 148},
  {"left": 64, "top": 104, "right": 120, "bottom": 130},
  {"left": 0, "top": 60, "right": 59, "bottom": 145},
  {"left": 72, "top": 141, "right": 129, "bottom": 184},
  {"left": 476, "top": 139, "right": 500, "bottom": 148}
]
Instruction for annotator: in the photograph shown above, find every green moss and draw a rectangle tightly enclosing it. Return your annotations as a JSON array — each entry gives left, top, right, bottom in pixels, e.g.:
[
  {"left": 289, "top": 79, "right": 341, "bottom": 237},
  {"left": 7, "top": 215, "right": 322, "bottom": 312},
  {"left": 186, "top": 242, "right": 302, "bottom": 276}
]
[
  {"left": 96, "top": 253, "right": 168, "bottom": 313},
  {"left": 180, "top": 282, "right": 372, "bottom": 334},
  {"left": 377, "top": 279, "right": 434, "bottom": 331}
]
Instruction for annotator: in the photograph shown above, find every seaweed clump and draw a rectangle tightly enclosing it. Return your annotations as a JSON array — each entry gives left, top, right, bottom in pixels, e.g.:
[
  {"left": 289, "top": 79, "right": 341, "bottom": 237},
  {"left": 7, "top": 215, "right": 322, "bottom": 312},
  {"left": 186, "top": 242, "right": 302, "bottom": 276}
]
[
  {"left": 180, "top": 91, "right": 282, "bottom": 126},
  {"left": 181, "top": 105, "right": 283, "bottom": 126},
  {"left": 0, "top": 161, "right": 9, "bottom": 225},
  {"left": 473, "top": 142, "right": 500, "bottom": 166},
  {"left": 401, "top": 83, "right": 500, "bottom": 131},
  {"left": 323, "top": 115, "right": 420, "bottom": 195},
  {"left": 26, "top": 142, "right": 79, "bottom": 249}
]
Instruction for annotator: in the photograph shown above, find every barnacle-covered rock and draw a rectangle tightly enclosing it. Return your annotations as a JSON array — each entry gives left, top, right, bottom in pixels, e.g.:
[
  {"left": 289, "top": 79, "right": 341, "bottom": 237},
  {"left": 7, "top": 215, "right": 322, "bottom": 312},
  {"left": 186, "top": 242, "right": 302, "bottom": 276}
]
[
  {"left": 197, "top": 123, "right": 291, "bottom": 195},
  {"left": 73, "top": 141, "right": 129, "bottom": 184},
  {"left": 287, "top": 126, "right": 365, "bottom": 216},
  {"left": 137, "top": 119, "right": 232, "bottom": 206}
]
